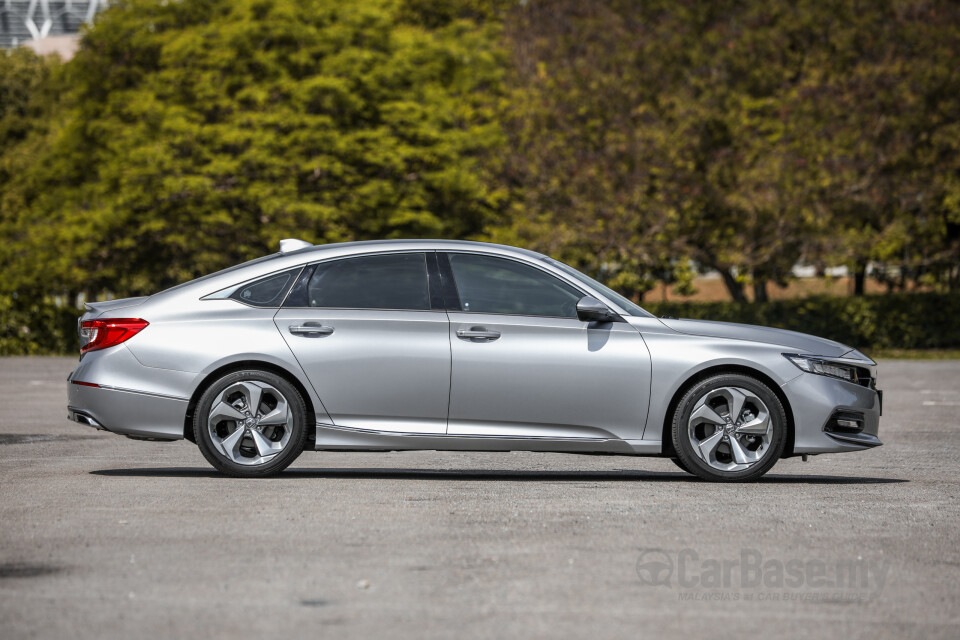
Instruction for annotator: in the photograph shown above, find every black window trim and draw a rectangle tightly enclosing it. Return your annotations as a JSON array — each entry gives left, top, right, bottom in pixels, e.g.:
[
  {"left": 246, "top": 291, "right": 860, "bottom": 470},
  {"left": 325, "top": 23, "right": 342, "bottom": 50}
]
[
  {"left": 280, "top": 250, "right": 443, "bottom": 313},
  {"left": 424, "top": 251, "right": 445, "bottom": 310},
  {"left": 438, "top": 250, "right": 591, "bottom": 319},
  {"left": 435, "top": 252, "right": 462, "bottom": 311}
]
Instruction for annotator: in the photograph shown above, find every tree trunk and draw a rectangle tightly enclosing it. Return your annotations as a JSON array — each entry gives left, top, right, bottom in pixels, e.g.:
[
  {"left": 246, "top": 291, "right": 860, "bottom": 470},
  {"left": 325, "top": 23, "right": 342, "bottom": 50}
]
[
  {"left": 853, "top": 260, "right": 867, "bottom": 296},
  {"left": 719, "top": 269, "right": 747, "bottom": 303},
  {"left": 753, "top": 279, "right": 769, "bottom": 303}
]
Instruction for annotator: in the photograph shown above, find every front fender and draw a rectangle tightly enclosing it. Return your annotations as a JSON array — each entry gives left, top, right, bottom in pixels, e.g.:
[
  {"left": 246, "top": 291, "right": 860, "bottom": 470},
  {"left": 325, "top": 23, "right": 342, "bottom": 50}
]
[{"left": 637, "top": 326, "right": 802, "bottom": 442}]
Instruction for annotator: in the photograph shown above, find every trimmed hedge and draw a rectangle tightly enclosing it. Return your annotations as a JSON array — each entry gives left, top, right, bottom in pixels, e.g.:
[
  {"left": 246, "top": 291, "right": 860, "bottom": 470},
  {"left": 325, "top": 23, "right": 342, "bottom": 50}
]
[
  {"left": 1, "top": 292, "right": 957, "bottom": 355},
  {"left": 0, "top": 296, "right": 81, "bottom": 356},
  {"left": 644, "top": 292, "right": 960, "bottom": 351}
]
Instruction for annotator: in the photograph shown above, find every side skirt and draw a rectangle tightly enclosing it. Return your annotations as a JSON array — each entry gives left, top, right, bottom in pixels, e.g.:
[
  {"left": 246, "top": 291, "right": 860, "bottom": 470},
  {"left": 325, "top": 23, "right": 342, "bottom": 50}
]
[{"left": 313, "top": 423, "right": 661, "bottom": 456}]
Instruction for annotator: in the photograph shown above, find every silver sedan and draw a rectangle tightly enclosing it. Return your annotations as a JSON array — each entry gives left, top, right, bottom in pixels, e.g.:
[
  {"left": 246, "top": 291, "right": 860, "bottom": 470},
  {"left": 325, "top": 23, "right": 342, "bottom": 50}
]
[{"left": 67, "top": 240, "right": 882, "bottom": 481}]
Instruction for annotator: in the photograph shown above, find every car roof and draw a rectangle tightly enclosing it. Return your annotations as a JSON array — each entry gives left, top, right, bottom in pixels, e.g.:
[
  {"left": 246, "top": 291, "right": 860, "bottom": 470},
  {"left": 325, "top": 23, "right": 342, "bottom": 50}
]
[
  {"left": 154, "top": 239, "right": 548, "bottom": 300},
  {"left": 282, "top": 239, "right": 547, "bottom": 260}
]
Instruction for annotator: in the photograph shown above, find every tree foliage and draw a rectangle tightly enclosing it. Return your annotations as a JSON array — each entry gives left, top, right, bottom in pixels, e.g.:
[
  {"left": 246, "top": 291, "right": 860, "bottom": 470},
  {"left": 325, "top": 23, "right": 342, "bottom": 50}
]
[
  {"left": 1, "top": 0, "right": 506, "bottom": 296},
  {"left": 0, "top": 0, "right": 958, "bottom": 303},
  {"left": 488, "top": 0, "right": 960, "bottom": 300}
]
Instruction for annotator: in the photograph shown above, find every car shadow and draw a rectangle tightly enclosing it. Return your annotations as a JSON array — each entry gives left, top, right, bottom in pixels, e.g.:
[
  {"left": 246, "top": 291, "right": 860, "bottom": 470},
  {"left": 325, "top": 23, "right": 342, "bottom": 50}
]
[{"left": 90, "top": 467, "right": 907, "bottom": 484}]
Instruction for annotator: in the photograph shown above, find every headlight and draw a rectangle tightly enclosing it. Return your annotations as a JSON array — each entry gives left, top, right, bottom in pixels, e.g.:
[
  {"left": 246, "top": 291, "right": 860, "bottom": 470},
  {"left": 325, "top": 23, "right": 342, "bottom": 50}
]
[{"left": 784, "top": 354, "right": 859, "bottom": 383}]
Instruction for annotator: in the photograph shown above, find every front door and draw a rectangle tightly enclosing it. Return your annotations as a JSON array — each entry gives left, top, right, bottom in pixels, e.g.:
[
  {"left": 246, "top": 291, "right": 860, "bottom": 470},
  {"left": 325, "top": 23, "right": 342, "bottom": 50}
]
[
  {"left": 442, "top": 252, "right": 651, "bottom": 440},
  {"left": 275, "top": 252, "right": 450, "bottom": 434}
]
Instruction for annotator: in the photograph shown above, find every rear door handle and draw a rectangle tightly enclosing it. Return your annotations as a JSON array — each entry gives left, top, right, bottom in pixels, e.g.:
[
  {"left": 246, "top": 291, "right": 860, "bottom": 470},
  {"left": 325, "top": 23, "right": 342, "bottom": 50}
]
[
  {"left": 289, "top": 323, "right": 334, "bottom": 337},
  {"left": 456, "top": 328, "right": 501, "bottom": 341}
]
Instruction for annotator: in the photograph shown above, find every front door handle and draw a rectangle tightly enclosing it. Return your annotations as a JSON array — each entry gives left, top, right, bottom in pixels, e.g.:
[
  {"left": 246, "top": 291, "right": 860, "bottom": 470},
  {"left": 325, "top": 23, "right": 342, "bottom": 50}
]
[
  {"left": 456, "top": 328, "right": 501, "bottom": 341},
  {"left": 289, "top": 323, "right": 334, "bottom": 337}
]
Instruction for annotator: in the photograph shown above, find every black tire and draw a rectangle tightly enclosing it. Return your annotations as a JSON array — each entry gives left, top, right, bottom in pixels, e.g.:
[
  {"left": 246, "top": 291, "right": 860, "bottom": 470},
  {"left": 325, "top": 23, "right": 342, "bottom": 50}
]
[
  {"left": 194, "top": 370, "right": 307, "bottom": 477},
  {"left": 671, "top": 373, "right": 787, "bottom": 482}
]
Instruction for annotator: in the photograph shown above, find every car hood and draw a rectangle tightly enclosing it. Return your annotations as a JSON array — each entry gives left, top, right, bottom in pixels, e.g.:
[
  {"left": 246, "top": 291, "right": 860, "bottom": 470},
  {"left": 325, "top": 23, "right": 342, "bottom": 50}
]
[{"left": 657, "top": 318, "right": 854, "bottom": 357}]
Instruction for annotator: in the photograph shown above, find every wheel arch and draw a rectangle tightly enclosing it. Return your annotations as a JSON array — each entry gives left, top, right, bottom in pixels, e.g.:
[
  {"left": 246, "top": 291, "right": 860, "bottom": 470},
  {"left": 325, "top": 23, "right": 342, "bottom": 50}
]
[
  {"left": 183, "top": 360, "right": 317, "bottom": 449},
  {"left": 659, "top": 364, "right": 795, "bottom": 459}
]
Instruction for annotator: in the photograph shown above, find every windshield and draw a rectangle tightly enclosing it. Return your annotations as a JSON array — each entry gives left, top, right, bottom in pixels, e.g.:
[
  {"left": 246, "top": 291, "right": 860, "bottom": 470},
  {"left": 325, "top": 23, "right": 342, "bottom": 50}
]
[{"left": 543, "top": 258, "right": 653, "bottom": 317}]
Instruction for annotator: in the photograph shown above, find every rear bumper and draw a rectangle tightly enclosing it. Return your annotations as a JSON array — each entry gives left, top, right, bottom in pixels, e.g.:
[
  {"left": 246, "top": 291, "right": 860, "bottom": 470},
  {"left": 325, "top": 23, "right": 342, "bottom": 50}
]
[
  {"left": 67, "top": 380, "right": 188, "bottom": 440},
  {"left": 66, "top": 345, "right": 193, "bottom": 440}
]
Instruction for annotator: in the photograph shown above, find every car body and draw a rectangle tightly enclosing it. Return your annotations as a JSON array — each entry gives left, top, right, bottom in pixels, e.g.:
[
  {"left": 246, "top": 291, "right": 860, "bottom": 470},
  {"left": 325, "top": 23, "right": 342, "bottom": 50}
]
[{"left": 67, "top": 239, "right": 882, "bottom": 481}]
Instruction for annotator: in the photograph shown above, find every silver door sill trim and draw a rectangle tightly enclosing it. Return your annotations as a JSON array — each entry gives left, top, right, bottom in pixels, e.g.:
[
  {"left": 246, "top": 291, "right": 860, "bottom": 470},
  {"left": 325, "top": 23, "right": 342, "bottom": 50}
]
[
  {"left": 314, "top": 423, "right": 661, "bottom": 455},
  {"left": 318, "top": 422, "right": 608, "bottom": 441}
]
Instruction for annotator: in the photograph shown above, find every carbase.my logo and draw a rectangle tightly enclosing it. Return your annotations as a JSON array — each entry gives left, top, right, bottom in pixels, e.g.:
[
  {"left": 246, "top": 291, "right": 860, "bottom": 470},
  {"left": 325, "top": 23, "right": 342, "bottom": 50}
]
[
  {"left": 635, "top": 548, "right": 890, "bottom": 597},
  {"left": 635, "top": 549, "right": 674, "bottom": 586}
]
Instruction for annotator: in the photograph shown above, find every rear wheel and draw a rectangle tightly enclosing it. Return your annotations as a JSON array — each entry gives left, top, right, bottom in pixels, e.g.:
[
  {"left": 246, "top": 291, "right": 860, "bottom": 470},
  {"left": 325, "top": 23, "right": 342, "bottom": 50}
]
[
  {"left": 194, "top": 370, "right": 307, "bottom": 477},
  {"left": 671, "top": 373, "right": 787, "bottom": 482}
]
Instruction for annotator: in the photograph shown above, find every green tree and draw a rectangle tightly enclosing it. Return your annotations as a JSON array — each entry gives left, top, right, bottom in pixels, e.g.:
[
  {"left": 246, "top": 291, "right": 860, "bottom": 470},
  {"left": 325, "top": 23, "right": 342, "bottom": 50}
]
[
  {"left": 484, "top": 2, "right": 690, "bottom": 300},
  {"left": 2, "top": 0, "right": 507, "bottom": 297},
  {"left": 0, "top": 49, "right": 65, "bottom": 295},
  {"left": 3, "top": 0, "right": 959, "bottom": 307},
  {"left": 793, "top": 1, "right": 960, "bottom": 293},
  {"left": 486, "top": 0, "right": 960, "bottom": 300}
]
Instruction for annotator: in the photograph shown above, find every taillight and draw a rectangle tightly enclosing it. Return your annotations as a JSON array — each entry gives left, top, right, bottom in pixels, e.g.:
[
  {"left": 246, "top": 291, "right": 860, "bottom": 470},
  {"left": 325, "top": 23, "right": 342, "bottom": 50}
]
[{"left": 80, "top": 318, "right": 149, "bottom": 354}]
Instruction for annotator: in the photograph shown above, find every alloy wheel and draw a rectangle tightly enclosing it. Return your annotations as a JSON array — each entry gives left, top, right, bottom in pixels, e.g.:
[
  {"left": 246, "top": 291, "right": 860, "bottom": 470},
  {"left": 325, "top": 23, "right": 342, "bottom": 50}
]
[
  {"left": 686, "top": 386, "right": 772, "bottom": 473},
  {"left": 207, "top": 380, "right": 293, "bottom": 466}
]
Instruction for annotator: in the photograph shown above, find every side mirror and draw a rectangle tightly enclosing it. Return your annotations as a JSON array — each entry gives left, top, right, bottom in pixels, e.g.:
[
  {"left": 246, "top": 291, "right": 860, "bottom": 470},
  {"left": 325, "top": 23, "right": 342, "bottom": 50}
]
[{"left": 576, "top": 296, "right": 620, "bottom": 323}]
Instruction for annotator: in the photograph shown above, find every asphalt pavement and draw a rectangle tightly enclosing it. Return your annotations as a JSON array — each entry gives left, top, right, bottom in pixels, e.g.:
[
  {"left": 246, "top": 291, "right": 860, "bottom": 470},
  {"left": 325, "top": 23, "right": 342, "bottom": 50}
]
[{"left": 1, "top": 357, "right": 958, "bottom": 639}]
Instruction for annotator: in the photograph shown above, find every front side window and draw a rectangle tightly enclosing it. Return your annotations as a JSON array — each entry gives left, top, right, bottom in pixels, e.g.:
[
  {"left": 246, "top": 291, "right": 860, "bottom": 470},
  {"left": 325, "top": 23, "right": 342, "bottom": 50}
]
[
  {"left": 296, "top": 253, "right": 430, "bottom": 311},
  {"left": 230, "top": 268, "right": 299, "bottom": 307},
  {"left": 446, "top": 253, "right": 583, "bottom": 317},
  {"left": 543, "top": 257, "right": 653, "bottom": 317}
]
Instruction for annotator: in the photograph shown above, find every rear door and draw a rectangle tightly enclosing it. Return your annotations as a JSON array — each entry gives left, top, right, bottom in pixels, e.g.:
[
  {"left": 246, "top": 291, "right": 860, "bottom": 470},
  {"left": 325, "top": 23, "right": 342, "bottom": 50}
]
[{"left": 274, "top": 252, "right": 451, "bottom": 434}]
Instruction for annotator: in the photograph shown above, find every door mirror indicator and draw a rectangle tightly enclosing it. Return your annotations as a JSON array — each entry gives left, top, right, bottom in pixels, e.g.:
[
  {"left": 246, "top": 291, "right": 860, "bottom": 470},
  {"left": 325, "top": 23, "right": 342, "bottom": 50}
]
[{"left": 576, "top": 296, "right": 620, "bottom": 323}]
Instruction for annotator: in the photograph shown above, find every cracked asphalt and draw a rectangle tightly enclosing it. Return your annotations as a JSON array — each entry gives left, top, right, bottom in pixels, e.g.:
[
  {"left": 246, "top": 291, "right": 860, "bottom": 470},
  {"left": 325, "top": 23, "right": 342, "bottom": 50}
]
[{"left": 1, "top": 357, "right": 958, "bottom": 639}]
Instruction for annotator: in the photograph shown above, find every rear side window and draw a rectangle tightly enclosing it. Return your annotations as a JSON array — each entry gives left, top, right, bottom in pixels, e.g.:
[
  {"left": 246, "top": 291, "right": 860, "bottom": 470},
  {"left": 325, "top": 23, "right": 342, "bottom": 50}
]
[
  {"left": 230, "top": 269, "right": 299, "bottom": 307},
  {"left": 294, "top": 253, "right": 430, "bottom": 311},
  {"left": 446, "top": 253, "right": 583, "bottom": 317}
]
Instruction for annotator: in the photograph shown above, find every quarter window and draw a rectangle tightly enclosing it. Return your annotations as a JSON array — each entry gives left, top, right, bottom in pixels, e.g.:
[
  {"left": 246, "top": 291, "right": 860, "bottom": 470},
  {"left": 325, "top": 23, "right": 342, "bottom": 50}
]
[
  {"left": 446, "top": 253, "right": 583, "bottom": 317},
  {"left": 299, "top": 253, "right": 430, "bottom": 311},
  {"left": 230, "top": 268, "right": 299, "bottom": 307}
]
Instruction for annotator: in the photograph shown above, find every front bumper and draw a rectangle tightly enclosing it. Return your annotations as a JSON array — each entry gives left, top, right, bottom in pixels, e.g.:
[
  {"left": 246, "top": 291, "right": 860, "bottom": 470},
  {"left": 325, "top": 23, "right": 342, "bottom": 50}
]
[{"left": 782, "top": 373, "right": 882, "bottom": 455}]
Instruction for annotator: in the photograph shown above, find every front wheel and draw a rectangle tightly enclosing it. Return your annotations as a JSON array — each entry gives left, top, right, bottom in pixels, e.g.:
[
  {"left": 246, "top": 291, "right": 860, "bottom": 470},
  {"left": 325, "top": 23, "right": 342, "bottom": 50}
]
[
  {"left": 194, "top": 370, "right": 307, "bottom": 477},
  {"left": 671, "top": 373, "right": 787, "bottom": 482}
]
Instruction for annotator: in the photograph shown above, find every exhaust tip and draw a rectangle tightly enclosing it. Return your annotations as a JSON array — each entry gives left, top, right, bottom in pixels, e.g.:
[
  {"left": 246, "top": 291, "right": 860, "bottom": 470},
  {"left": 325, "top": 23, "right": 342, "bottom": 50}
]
[{"left": 67, "top": 407, "right": 103, "bottom": 430}]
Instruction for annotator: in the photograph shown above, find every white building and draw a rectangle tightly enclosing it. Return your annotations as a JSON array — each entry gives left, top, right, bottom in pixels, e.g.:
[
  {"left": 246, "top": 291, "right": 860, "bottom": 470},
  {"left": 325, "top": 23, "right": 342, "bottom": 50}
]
[{"left": 1, "top": 1, "right": 106, "bottom": 58}]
